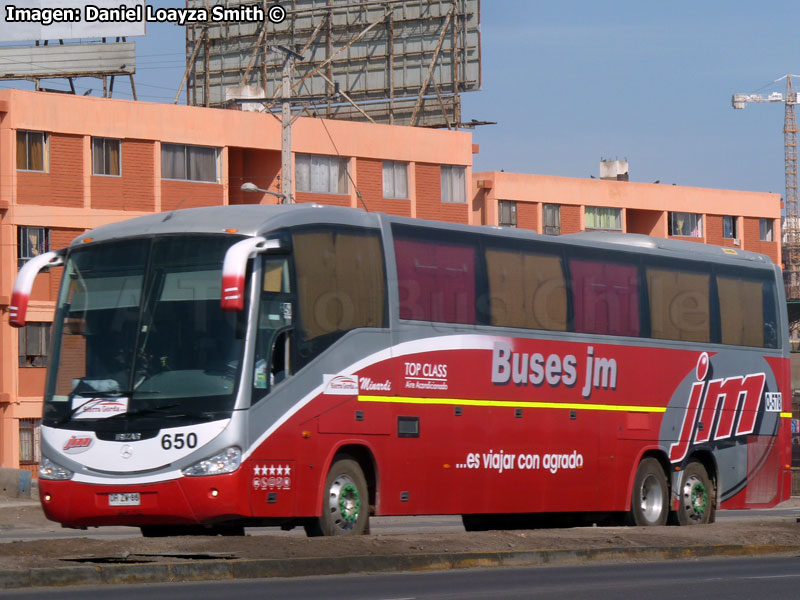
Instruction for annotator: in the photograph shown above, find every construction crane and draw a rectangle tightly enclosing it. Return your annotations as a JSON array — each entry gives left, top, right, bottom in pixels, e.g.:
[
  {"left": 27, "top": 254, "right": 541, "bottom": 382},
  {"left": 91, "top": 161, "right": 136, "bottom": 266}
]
[{"left": 732, "top": 75, "right": 800, "bottom": 299}]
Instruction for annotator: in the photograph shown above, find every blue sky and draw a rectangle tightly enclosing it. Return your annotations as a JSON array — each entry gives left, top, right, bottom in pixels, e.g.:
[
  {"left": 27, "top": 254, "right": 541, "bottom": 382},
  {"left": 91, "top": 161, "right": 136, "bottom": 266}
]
[
  {"left": 2, "top": 1, "right": 798, "bottom": 197},
  {"left": 464, "top": 2, "right": 800, "bottom": 196}
]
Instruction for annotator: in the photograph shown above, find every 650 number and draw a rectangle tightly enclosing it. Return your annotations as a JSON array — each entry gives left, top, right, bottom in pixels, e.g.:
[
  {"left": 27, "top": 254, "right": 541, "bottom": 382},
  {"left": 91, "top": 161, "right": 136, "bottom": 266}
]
[{"left": 161, "top": 432, "right": 198, "bottom": 450}]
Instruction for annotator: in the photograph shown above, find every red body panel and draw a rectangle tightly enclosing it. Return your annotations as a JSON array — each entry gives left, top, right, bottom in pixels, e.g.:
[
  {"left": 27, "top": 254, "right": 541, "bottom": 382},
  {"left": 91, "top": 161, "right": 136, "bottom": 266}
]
[
  {"left": 43, "top": 338, "right": 790, "bottom": 527},
  {"left": 40, "top": 471, "right": 252, "bottom": 527}
]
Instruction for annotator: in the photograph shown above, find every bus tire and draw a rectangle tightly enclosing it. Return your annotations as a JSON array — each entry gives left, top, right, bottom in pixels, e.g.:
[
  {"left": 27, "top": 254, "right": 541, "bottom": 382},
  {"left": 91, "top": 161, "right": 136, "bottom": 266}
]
[
  {"left": 305, "top": 457, "right": 369, "bottom": 537},
  {"left": 627, "top": 457, "right": 669, "bottom": 526},
  {"left": 676, "top": 460, "right": 714, "bottom": 525}
]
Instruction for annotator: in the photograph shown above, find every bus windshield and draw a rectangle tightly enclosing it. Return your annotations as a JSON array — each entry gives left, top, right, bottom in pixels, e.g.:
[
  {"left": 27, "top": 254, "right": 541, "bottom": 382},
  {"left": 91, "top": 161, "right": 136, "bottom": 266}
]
[{"left": 43, "top": 235, "right": 247, "bottom": 427}]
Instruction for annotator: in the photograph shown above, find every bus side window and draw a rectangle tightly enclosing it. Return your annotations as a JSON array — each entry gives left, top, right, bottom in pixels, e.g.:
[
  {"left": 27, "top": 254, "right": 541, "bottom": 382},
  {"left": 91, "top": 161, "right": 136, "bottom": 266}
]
[
  {"left": 485, "top": 248, "right": 566, "bottom": 331},
  {"left": 717, "top": 272, "right": 779, "bottom": 349},
  {"left": 252, "top": 257, "right": 293, "bottom": 403},
  {"left": 646, "top": 266, "right": 710, "bottom": 343},
  {"left": 569, "top": 257, "right": 639, "bottom": 337},
  {"left": 292, "top": 228, "right": 386, "bottom": 365},
  {"left": 394, "top": 236, "right": 476, "bottom": 324}
]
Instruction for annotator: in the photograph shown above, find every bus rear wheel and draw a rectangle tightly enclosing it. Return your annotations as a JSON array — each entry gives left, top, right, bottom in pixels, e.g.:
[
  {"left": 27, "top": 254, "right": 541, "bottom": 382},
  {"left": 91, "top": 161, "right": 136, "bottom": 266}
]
[
  {"left": 305, "top": 457, "right": 369, "bottom": 537},
  {"left": 676, "top": 460, "right": 714, "bottom": 525},
  {"left": 627, "top": 457, "right": 669, "bottom": 526}
]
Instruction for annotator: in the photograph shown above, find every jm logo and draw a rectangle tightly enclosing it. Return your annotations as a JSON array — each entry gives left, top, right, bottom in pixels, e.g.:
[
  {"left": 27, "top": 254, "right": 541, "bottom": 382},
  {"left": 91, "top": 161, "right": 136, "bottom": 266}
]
[{"left": 669, "top": 352, "right": 766, "bottom": 463}]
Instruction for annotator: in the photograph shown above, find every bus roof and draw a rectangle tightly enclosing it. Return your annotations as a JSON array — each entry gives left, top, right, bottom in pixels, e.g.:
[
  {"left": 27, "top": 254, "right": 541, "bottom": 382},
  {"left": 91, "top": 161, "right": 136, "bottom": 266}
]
[
  {"left": 562, "top": 231, "right": 774, "bottom": 265},
  {"left": 72, "top": 204, "right": 381, "bottom": 246},
  {"left": 72, "top": 204, "right": 776, "bottom": 269}
]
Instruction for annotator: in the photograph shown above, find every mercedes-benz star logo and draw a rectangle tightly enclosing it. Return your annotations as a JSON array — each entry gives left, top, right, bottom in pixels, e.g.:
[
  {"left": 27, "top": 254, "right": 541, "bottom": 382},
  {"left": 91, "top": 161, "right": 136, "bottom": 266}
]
[{"left": 120, "top": 445, "right": 133, "bottom": 459}]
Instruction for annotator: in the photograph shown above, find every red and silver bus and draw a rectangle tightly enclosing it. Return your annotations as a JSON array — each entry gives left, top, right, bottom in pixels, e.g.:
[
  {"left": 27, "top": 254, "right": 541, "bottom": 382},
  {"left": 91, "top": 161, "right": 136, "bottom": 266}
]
[{"left": 11, "top": 204, "right": 791, "bottom": 535}]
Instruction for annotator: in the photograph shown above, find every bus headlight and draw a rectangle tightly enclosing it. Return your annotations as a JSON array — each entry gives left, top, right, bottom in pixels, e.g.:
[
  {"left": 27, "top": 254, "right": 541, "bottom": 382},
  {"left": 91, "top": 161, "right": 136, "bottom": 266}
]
[
  {"left": 181, "top": 447, "right": 242, "bottom": 477},
  {"left": 39, "top": 456, "right": 74, "bottom": 480}
]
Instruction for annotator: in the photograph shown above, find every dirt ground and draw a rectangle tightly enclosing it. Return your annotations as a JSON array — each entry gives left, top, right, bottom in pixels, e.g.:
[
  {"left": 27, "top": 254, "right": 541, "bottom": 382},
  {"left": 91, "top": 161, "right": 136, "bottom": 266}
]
[{"left": 1, "top": 498, "right": 799, "bottom": 571}]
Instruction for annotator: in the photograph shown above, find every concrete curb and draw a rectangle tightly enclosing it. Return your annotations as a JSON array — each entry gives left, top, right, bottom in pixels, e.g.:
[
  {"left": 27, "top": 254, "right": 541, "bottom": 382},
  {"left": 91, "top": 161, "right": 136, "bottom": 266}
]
[{"left": 1, "top": 543, "right": 798, "bottom": 590}]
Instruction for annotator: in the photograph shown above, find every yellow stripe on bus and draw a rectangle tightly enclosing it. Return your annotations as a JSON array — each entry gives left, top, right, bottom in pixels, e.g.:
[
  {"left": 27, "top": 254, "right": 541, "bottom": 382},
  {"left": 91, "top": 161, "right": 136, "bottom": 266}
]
[
  {"left": 358, "top": 395, "right": 666, "bottom": 413},
  {"left": 781, "top": 412, "right": 792, "bottom": 418}
]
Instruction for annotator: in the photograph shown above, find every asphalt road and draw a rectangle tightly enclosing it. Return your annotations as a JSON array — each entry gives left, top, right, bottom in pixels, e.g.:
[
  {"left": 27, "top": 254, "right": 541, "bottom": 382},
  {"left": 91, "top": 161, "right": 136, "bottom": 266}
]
[{"left": 2, "top": 555, "right": 800, "bottom": 599}]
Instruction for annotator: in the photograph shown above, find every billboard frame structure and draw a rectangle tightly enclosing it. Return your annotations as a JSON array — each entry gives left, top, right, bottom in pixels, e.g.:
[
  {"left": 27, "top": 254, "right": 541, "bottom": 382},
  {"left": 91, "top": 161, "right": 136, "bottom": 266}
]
[
  {"left": 0, "top": 0, "right": 144, "bottom": 98},
  {"left": 185, "top": 0, "right": 481, "bottom": 128}
]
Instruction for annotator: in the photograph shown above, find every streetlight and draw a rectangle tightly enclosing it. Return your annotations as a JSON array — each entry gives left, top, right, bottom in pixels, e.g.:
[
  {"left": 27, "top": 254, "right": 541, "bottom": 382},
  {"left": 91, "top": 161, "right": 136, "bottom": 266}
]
[{"left": 241, "top": 182, "right": 285, "bottom": 203}]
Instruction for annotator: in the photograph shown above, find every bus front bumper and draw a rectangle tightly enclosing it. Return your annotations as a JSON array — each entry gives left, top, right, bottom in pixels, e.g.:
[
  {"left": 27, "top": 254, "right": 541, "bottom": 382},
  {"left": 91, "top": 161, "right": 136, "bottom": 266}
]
[{"left": 38, "top": 472, "right": 252, "bottom": 528}]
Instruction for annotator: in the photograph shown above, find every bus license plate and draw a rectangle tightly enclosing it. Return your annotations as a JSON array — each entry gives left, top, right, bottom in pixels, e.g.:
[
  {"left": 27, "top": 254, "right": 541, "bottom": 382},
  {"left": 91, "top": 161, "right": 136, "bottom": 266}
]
[{"left": 109, "top": 493, "right": 140, "bottom": 506}]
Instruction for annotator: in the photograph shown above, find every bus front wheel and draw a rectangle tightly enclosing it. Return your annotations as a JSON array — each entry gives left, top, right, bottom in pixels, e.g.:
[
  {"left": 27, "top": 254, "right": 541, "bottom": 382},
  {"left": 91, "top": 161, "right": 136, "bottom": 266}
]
[
  {"left": 627, "top": 457, "right": 669, "bottom": 526},
  {"left": 305, "top": 457, "right": 369, "bottom": 537},
  {"left": 676, "top": 460, "right": 714, "bottom": 525}
]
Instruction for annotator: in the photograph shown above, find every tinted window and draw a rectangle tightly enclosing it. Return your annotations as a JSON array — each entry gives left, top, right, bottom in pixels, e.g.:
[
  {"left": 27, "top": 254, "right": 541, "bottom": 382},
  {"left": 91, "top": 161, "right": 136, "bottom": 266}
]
[
  {"left": 394, "top": 235, "right": 476, "bottom": 324},
  {"left": 717, "top": 272, "right": 779, "bottom": 348},
  {"left": 293, "top": 228, "right": 386, "bottom": 355},
  {"left": 45, "top": 236, "right": 247, "bottom": 428},
  {"left": 646, "top": 266, "right": 710, "bottom": 343},
  {"left": 570, "top": 258, "right": 639, "bottom": 337},
  {"left": 486, "top": 247, "right": 566, "bottom": 331}
]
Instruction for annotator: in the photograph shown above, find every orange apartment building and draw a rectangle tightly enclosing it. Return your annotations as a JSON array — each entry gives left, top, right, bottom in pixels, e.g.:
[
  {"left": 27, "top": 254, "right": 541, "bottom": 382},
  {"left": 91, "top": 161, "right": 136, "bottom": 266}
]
[
  {"left": 473, "top": 171, "right": 781, "bottom": 265},
  {"left": 0, "top": 89, "right": 781, "bottom": 472}
]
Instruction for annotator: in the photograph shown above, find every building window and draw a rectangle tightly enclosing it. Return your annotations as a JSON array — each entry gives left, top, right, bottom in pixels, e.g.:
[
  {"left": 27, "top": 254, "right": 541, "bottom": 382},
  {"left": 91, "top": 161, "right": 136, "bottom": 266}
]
[
  {"left": 18, "top": 322, "right": 50, "bottom": 367},
  {"left": 296, "top": 154, "right": 349, "bottom": 194},
  {"left": 16, "top": 130, "right": 47, "bottom": 172},
  {"left": 543, "top": 204, "right": 561, "bottom": 235},
  {"left": 498, "top": 200, "right": 517, "bottom": 227},
  {"left": 382, "top": 160, "right": 408, "bottom": 199},
  {"left": 760, "top": 218, "right": 774, "bottom": 241},
  {"left": 585, "top": 206, "right": 622, "bottom": 230},
  {"left": 669, "top": 212, "right": 703, "bottom": 237},
  {"left": 19, "top": 418, "right": 41, "bottom": 464},
  {"left": 161, "top": 143, "right": 218, "bottom": 183},
  {"left": 441, "top": 165, "right": 466, "bottom": 204},
  {"left": 92, "top": 137, "right": 121, "bottom": 176},
  {"left": 722, "top": 215, "right": 737, "bottom": 239},
  {"left": 17, "top": 226, "right": 49, "bottom": 268}
]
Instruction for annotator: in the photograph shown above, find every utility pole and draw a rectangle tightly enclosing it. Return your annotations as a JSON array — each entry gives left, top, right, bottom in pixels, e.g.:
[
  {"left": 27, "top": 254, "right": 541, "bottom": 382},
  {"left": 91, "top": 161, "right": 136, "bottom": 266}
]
[
  {"left": 238, "top": 45, "right": 342, "bottom": 205},
  {"left": 281, "top": 53, "right": 292, "bottom": 204},
  {"left": 271, "top": 45, "right": 304, "bottom": 204}
]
